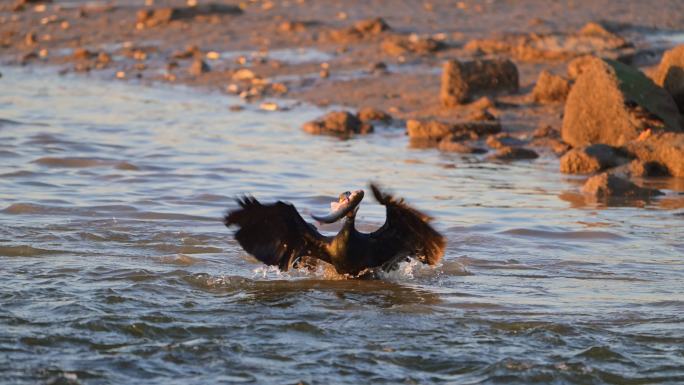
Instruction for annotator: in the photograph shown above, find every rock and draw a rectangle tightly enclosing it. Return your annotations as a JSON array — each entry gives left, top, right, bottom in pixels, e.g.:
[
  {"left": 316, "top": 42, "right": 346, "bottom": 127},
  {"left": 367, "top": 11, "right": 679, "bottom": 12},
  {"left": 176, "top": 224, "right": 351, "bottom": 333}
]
[
  {"left": 19, "top": 52, "right": 38, "bottom": 65},
  {"left": 624, "top": 132, "right": 684, "bottom": 177},
  {"left": 369, "top": 61, "right": 388, "bottom": 74},
  {"left": 13, "top": 0, "right": 51, "bottom": 12},
  {"left": 465, "top": 22, "right": 630, "bottom": 62},
  {"left": 438, "top": 139, "right": 487, "bottom": 154},
  {"left": 567, "top": 55, "right": 601, "bottom": 79},
  {"left": 653, "top": 45, "right": 684, "bottom": 113},
  {"left": 381, "top": 35, "right": 444, "bottom": 56},
  {"left": 532, "top": 70, "right": 571, "bottom": 103},
  {"left": 302, "top": 111, "right": 373, "bottom": 136},
  {"left": 189, "top": 59, "right": 210, "bottom": 75},
  {"left": 440, "top": 59, "right": 519, "bottom": 106},
  {"left": 136, "top": 3, "right": 242, "bottom": 28},
  {"left": 406, "top": 119, "right": 501, "bottom": 143},
  {"left": 561, "top": 58, "right": 682, "bottom": 147},
  {"left": 559, "top": 144, "right": 630, "bottom": 174},
  {"left": 487, "top": 146, "right": 539, "bottom": 161},
  {"left": 328, "top": 17, "right": 390, "bottom": 42},
  {"left": 232, "top": 68, "right": 256, "bottom": 81},
  {"left": 357, "top": 107, "right": 391, "bottom": 123},
  {"left": 486, "top": 135, "right": 526, "bottom": 149},
  {"left": 278, "top": 20, "right": 317, "bottom": 33},
  {"left": 467, "top": 109, "right": 497, "bottom": 122},
  {"left": 582, "top": 172, "right": 661, "bottom": 200},
  {"left": 469, "top": 96, "right": 496, "bottom": 111},
  {"left": 529, "top": 126, "right": 571, "bottom": 155},
  {"left": 532, "top": 124, "right": 558, "bottom": 138},
  {"left": 72, "top": 48, "right": 94, "bottom": 60},
  {"left": 578, "top": 21, "right": 616, "bottom": 37},
  {"left": 628, "top": 159, "right": 670, "bottom": 177},
  {"left": 171, "top": 45, "right": 200, "bottom": 59},
  {"left": 24, "top": 31, "right": 36, "bottom": 46},
  {"left": 354, "top": 18, "right": 390, "bottom": 35}
]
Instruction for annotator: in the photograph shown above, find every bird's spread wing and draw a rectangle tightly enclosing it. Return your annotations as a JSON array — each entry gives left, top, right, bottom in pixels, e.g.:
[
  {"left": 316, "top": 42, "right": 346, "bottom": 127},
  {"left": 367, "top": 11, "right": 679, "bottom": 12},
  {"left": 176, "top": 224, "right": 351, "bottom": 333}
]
[
  {"left": 224, "top": 197, "right": 330, "bottom": 270},
  {"left": 369, "top": 183, "right": 445, "bottom": 265}
]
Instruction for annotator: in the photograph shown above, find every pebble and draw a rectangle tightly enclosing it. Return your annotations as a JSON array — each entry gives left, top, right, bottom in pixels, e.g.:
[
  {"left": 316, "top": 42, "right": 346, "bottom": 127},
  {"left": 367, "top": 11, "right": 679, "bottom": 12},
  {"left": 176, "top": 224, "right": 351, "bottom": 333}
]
[{"left": 259, "top": 102, "right": 279, "bottom": 111}]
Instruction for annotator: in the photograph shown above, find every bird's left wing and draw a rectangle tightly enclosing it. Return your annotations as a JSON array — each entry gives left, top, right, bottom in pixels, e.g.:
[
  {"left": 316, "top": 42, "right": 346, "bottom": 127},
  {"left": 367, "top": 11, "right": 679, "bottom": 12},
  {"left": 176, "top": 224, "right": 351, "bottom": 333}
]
[
  {"left": 224, "top": 197, "right": 330, "bottom": 270},
  {"left": 368, "top": 183, "right": 445, "bottom": 265}
]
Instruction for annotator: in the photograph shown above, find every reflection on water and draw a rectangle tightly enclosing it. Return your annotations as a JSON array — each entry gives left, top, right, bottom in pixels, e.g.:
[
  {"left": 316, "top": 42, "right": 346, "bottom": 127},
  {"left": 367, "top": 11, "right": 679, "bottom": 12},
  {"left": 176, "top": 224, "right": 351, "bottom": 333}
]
[{"left": 1, "top": 66, "right": 683, "bottom": 384}]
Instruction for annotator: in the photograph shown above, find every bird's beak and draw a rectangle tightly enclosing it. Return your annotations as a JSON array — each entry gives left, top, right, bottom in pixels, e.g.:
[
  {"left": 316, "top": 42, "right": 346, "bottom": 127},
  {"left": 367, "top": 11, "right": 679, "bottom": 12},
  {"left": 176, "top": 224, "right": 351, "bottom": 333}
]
[{"left": 312, "top": 190, "right": 364, "bottom": 223}]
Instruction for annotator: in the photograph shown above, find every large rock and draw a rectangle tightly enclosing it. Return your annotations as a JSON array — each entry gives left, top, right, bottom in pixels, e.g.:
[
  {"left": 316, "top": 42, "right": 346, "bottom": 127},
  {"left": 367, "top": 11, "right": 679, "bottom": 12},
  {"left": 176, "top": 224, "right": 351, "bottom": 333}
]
[
  {"left": 561, "top": 58, "right": 682, "bottom": 147},
  {"left": 559, "top": 144, "right": 629, "bottom": 174},
  {"left": 653, "top": 45, "right": 684, "bottom": 113},
  {"left": 624, "top": 132, "right": 684, "bottom": 177},
  {"left": 440, "top": 59, "right": 519, "bottom": 106},
  {"left": 532, "top": 70, "right": 571, "bottom": 104},
  {"left": 567, "top": 55, "right": 601, "bottom": 79},
  {"left": 582, "top": 172, "right": 661, "bottom": 200},
  {"left": 303, "top": 111, "right": 373, "bottom": 136},
  {"left": 406, "top": 119, "right": 501, "bottom": 143}
]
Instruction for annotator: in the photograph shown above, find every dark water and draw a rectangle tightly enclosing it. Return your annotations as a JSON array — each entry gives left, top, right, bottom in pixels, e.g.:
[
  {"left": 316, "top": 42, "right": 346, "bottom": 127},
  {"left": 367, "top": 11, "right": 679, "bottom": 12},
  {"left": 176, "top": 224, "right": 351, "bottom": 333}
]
[{"left": 1, "top": 67, "right": 683, "bottom": 384}]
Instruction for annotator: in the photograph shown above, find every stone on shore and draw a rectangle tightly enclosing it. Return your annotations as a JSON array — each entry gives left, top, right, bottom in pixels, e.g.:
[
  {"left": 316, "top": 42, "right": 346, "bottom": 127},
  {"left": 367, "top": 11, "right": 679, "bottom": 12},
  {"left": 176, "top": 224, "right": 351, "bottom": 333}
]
[
  {"left": 653, "top": 45, "right": 684, "bottom": 112},
  {"left": 303, "top": 111, "right": 373, "bottom": 136},
  {"left": 406, "top": 119, "right": 501, "bottom": 143},
  {"left": 357, "top": 107, "right": 392, "bottom": 123},
  {"left": 582, "top": 172, "right": 662, "bottom": 199},
  {"left": 624, "top": 132, "right": 684, "bottom": 177},
  {"left": 437, "top": 138, "right": 487, "bottom": 154},
  {"left": 189, "top": 59, "right": 210, "bottom": 75},
  {"left": 13, "top": 0, "right": 51, "bottom": 12},
  {"left": 486, "top": 135, "right": 526, "bottom": 149},
  {"left": 440, "top": 59, "right": 519, "bottom": 106},
  {"left": 381, "top": 35, "right": 444, "bottom": 56},
  {"left": 560, "top": 144, "right": 630, "bottom": 174},
  {"left": 137, "top": 4, "right": 242, "bottom": 28},
  {"left": 628, "top": 159, "right": 670, "bottom": 177},
  {"left": 561, "top": 58, "right": 682, "bottom": 147},
  {"left": 487, "top": 146, "right": 539, "bottom": 161},
  {"left": 328, "top": 18, "right": 390, "bottom": 42},
  {"left": 72, "top": 48, "right": 95, "bottom": 60},
  {"left": 465, "top": 22, "right": 630, "bottom": 62},
  {"left": 532, "top": 70, "right": 571, "bottom": 103}
]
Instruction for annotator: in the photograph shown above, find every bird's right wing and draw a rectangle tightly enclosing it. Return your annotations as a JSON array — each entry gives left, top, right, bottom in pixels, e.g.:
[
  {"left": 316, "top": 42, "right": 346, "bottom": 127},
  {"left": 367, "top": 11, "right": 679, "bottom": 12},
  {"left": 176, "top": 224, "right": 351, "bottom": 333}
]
[{"left": 224, "top": 197, "right": 330, "bottom": 270}]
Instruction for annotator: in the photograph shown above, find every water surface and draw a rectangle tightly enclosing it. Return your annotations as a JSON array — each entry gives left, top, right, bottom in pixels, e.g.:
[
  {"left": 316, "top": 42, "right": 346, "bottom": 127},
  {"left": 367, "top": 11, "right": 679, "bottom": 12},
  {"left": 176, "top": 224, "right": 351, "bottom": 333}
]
[{"left": 0, "top": 67, "right": 683, "bottom": 384}]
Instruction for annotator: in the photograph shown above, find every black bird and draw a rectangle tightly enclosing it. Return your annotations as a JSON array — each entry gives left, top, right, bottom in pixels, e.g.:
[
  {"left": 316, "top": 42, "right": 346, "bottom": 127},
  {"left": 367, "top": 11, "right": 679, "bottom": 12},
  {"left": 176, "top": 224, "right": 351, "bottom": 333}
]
[{"left": 223, "top": 183, "right": 445, "bottom": 276}]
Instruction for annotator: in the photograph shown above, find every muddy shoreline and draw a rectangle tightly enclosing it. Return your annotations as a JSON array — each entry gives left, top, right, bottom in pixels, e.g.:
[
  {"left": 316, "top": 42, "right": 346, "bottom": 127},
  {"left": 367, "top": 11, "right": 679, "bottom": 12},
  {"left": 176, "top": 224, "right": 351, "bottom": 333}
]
[{"left": 2, "top": 0, "right": 684, "bottom": 202}]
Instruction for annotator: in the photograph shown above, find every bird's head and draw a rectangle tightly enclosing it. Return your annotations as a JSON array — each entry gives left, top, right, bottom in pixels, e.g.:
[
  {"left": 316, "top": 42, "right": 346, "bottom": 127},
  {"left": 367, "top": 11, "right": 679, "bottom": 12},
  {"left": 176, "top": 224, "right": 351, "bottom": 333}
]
[{"left": 312, "top": 189, "right": 364, "bottom": 223}]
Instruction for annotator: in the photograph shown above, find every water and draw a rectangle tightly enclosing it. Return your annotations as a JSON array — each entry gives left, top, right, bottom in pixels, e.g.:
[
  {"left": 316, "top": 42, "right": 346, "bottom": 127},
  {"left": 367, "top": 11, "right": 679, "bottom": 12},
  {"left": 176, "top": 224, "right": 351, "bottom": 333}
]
[{"left": 1, "top": 66, "right": 683, "bottom": 385}]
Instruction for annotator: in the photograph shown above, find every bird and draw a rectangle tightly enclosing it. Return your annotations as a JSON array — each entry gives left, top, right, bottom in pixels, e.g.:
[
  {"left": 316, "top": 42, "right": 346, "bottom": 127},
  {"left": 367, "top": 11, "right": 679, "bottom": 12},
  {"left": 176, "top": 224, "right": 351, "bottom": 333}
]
[{"left": 223, "top": 183, "right": 445, "bottom": 276}]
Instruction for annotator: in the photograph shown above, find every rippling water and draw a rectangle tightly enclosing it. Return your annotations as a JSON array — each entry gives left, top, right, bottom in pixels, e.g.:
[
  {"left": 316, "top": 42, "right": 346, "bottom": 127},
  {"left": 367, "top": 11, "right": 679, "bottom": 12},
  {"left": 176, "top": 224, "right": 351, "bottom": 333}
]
[{"left": 1, "top": 66, "right": 683, "bottom": 384}]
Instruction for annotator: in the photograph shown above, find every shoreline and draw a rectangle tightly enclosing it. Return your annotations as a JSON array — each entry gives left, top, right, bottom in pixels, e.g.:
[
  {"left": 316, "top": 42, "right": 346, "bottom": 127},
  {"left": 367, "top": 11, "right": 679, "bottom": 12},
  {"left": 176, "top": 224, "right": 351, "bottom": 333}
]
[{"left": 2, "top": 0, "right": 684, "bottom": 202}]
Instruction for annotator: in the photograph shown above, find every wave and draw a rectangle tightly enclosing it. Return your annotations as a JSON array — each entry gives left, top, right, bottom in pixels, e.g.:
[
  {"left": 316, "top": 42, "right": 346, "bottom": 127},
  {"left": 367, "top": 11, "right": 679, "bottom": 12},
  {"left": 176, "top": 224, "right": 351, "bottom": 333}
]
[{"left": 31, "top": 156, "right": 139, "bottom": 170}]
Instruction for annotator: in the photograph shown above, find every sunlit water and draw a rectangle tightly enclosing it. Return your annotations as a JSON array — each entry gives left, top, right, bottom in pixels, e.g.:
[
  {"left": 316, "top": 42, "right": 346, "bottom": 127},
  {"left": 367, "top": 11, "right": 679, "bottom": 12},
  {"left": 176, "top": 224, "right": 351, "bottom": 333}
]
[{"left": 1, "top": 66, "right": 683, "bottom": 385}]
